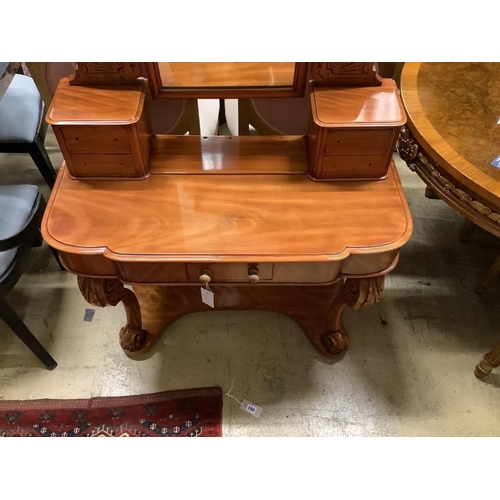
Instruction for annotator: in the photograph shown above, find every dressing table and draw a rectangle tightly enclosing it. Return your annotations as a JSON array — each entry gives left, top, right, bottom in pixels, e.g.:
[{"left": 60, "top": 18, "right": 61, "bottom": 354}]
[{"left": 41, "top": 62, "right": 412, "bottom": 359}]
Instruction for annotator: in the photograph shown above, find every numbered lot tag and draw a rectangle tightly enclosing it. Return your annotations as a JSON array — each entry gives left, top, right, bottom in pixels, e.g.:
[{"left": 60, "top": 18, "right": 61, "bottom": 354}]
[
  {"left": 201, "top": 286, "right": 214, "bottom": 308},
  {"left": 240, "top": 399, "right": 263, "bottom": 418}
]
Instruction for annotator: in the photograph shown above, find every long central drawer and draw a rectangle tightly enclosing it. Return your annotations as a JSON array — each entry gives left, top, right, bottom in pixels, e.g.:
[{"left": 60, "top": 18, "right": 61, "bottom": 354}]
[{"left": 186, "top": 263, "right": 273, "bottom": 282}]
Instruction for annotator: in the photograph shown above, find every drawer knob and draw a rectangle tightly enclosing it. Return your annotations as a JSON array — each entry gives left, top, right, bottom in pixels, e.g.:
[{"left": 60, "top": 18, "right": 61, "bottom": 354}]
[
  {"left": 199, "top": 268, "right": 211, "bottom": 285},
  {"left": 248, "top": 267, "right": 259, "bottom": 283}
]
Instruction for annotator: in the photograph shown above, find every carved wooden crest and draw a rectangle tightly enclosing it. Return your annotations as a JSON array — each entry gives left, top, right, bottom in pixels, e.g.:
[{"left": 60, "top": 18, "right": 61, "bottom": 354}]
[
  {"left": 311, "top": 62, "right": 382, "bottom": 87},
  {"left": 69, "top": 62, "right": 142, "bottom": 86}
]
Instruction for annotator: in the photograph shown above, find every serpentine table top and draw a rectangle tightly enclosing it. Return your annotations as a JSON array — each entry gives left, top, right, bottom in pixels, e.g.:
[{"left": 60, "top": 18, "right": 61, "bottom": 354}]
[{"left": 42, "top": 136, "right": 412, "bottom": 274}]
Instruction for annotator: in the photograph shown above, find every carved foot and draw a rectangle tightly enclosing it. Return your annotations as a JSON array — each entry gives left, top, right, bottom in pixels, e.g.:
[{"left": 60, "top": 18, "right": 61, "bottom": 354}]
[
  {"left": 78, "top": 277, "right": 151, "bottom": 355},
  {"left": 322, "top": 276, "right": 385, "bottom": 358},
  {"left": 323, "top": 328, "right": 350, "bottom": 356},
  {"left": 119, "top": 326, "right": 148, "bottom": 354}
]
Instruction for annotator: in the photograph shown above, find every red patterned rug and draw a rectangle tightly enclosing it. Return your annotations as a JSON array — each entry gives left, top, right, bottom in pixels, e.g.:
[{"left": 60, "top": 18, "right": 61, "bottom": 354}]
[{"left": 0, "top": 387, "right": 222, "bottom": 437}]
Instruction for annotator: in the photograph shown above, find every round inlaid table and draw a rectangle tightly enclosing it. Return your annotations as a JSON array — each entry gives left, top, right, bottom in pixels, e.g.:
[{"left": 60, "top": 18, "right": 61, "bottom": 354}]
[
  {"left": 397, "top": 62, "right": 500, "bottom": 293},
  {"left": 396, "top": 62, "right": 500, "bottom": 378}
]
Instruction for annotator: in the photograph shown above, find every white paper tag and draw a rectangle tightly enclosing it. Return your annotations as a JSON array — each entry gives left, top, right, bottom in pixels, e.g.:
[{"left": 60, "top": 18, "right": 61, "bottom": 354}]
[
  {"left": 201, "top": 287, "right": 214, "bottom": 308},
  {"left": 240, "top": 399, "right": 263, "bottom": 418}
]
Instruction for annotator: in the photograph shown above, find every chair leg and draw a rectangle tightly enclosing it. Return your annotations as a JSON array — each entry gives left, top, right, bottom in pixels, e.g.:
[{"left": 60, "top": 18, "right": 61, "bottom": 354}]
[
  {"left": 33, "top": 230, "right": 43, "bottom": 247},
  {"left": 475, "top": 339, "right": 500, "bottom": 378},
  {"left": 0, "top": 295, "right": 57, "bottom": 370},
  {"left": 34, "top": 229, "right": 64, "bottom": 271},
  {"left": 28, "top": 135, "right": 57, "bottom": 189},
  {"left": 49, "top": 245, "right": 65, "bottom": 271}
]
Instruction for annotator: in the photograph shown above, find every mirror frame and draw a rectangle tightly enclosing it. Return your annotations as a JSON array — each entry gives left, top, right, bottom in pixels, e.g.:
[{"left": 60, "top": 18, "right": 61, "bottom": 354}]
[{"left": 145, "top": 62, "right": 309, "bottom": 99}]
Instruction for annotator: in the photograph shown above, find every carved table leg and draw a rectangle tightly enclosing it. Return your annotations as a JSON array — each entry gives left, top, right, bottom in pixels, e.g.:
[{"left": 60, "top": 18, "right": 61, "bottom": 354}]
[
  {"left": 474, "top": 340, "right": 500, "bottom": 378},
  {"left": 459, "top": 219, "right": 476, "bottom": 243},
  {"left": 133, "top": 280, "right": 386, "bottom": 359},
  {"left": 475, "top": 254, "right": 500, "bottom": 295},
  {"left": 321, "top": 276, "right": 385, "bottom": 356},
  {"left": 77, "top": 277, "right": 150, "bottom": 356},
  {"left": 93, "top": 278, "right": 386, "bottom": 360}
]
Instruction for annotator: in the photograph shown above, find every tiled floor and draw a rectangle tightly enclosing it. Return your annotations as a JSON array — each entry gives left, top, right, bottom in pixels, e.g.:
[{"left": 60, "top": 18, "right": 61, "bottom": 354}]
[{"left": 0, "top": 126, "right": 499, "bottom": 436}]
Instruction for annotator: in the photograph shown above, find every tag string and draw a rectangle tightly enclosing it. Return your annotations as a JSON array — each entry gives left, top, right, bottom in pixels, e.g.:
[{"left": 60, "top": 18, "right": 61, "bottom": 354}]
[{"left": 226, "top": 379, "right": 244, "bottom": 406}]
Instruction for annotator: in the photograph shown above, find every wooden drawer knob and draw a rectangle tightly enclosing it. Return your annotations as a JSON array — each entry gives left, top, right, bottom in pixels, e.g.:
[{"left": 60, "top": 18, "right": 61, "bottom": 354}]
[
  {"left": 199, "top": 268, "right": 211, "bottom": 285},
  {"left": 248, "top": 267, "right": 259, "bottom": 283}
]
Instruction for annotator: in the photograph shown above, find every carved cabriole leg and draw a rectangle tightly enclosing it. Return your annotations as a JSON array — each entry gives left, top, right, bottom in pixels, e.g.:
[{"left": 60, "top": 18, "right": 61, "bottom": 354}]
[
  {"left": 77, "top": 277, "right": 149, "bottom": 356},
  {"left": 132, "top": 283, "right": 349, "bottom": 358},
  {"left": 118, "top": 280, "right": 386, "bottom": 360},
  {"left": 322, "top": 276, "right": 385, "bottom": 356},
  {"left": 475, "top": 340, "right": 500, "bottom": 378}
]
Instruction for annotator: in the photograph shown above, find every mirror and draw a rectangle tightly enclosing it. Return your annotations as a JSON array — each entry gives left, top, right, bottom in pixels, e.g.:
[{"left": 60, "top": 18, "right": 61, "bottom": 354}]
[{"left": 145, "top": 62, "right": 308, "bottom": 99}]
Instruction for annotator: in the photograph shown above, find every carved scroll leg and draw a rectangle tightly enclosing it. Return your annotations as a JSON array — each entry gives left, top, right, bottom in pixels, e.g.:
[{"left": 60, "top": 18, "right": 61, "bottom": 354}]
[
  {"left": 322, "top": 276, "right": 385, "bottom": 357},
  {"left": 77, "top": 277, "right": 150, "bottom": 356},
  {"left": 475, "top": 340, "right": 500, "bottom": 378}
]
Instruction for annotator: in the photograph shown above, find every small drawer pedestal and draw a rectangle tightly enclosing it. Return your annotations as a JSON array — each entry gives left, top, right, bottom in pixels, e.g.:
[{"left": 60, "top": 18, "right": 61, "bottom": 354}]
[
  {"left": 47, "top": 78, "right": 151, "bottom": 179},
  {"left": 308, "top": 79, "right": 406, "bottom": 181}
]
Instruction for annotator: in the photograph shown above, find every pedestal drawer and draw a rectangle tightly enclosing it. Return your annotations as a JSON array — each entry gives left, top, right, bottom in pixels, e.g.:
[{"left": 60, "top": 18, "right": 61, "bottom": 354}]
[
  {"left": 62, "top": 125, "right": 131, "bottom": 152},
  {"left": 325, "top": 129, "right": 393, "bottom": 155},
  {"left": 69, "top": 153, "right": 137, "bottom": 177},
  {"left": 321, "top": 154, "right": 389, "bottom": 179}
]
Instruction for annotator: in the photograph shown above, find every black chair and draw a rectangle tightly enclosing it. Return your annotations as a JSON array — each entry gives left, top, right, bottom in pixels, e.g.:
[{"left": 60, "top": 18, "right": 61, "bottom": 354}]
[
  {"left": 0, "top": 184, "right": 59, "bottom": 370},
  {"left": 0, "top": 73, "right": 57, "bottom": 189}
]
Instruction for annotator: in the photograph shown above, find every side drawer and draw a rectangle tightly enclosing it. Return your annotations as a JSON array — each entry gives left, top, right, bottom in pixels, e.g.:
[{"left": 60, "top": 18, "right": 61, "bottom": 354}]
[
  {"left": 186, "top": 263, "right": 273, "bottom": 282},
  {"left": 62, "top": 125, "right": 131, "bottom": 153},
  {"left": 118, "top": 262, "right": 188, "bottom": 284},
  {"left": 321, "top": 154, "right": 389, "bottom": 179},
  {"left": 69, "top": 153, "right": 137, "bottom": 177},
  {"left": 325, "top": 129, "right": 393, "bottom": 155}
]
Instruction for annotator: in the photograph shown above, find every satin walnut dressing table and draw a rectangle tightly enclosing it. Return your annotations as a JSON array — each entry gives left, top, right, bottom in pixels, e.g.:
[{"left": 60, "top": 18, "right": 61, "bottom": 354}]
[{"left": 41, "top": 62, "right": 412, "bottom": 359}]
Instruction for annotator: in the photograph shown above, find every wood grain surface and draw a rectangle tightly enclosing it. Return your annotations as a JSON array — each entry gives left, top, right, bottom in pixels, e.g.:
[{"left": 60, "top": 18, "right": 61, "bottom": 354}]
[
  {"left": 311, "top": 78, "right": 406, "bottom": 128},
  {"left": 46, "top": 78, "right": 146, "bottom": 125},
  {"left": 149, "top": 135, "right": 308, "bottom": 174},
  {"left": 42, "top": 159, "right": 412, "bottom": 263},
  {"left": 400, "top": 62, "right": 500, "bottom": 210}
]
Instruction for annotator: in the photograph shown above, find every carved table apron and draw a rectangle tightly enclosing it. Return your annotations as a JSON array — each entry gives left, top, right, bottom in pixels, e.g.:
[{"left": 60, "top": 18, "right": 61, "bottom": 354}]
[{"left": 42, "top": 159, "right": 412, "bottom": 359}]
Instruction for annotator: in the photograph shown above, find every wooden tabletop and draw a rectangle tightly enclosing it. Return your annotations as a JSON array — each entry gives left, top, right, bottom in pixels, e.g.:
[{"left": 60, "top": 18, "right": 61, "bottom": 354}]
[
  {"left": 311, "top": 78, "right": 406, "bottom": 128},
  {"left": 400, "top": 62, "right": 500, "bottom": 210},
  {"left": 158, "top": 62, "right": 296, "bottom": 88},
  {"left": 46, "top": 78, "right": 146, "bottom": 125},
  {"left": 42, "top": 138, "right": 412, "bottom": 263}
]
